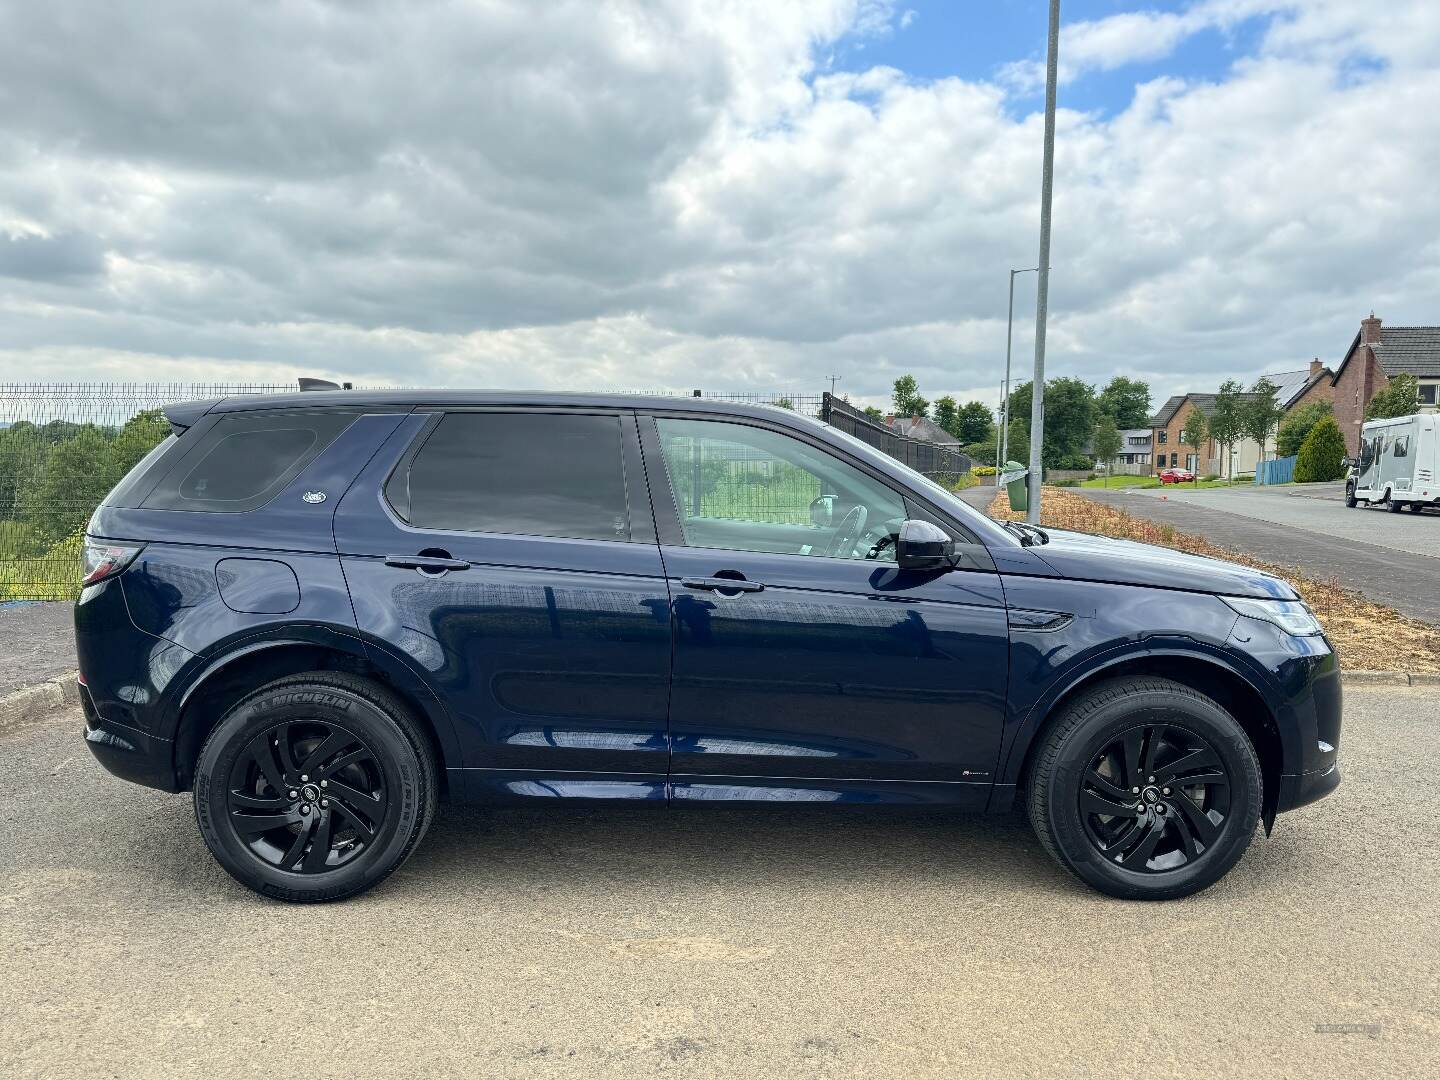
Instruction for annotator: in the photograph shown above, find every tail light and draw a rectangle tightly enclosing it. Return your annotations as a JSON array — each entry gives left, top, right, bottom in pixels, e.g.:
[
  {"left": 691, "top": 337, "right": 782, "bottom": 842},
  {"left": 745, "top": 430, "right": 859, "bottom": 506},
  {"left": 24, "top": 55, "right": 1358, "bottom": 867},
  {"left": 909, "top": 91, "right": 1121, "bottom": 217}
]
[{"left": 81, "top": 538, "right": 144, "bottom": 587}]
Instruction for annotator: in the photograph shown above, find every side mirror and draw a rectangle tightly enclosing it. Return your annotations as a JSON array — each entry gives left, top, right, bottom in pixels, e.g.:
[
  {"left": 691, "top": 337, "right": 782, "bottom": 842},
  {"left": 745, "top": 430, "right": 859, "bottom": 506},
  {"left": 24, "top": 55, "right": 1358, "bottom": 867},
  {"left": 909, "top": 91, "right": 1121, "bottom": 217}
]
[
  {"left": 895, "top": 519, "right": 955, "bottom": 571},
  {"left": 810, "top": 495, "right": 836, "bottom": 527}
]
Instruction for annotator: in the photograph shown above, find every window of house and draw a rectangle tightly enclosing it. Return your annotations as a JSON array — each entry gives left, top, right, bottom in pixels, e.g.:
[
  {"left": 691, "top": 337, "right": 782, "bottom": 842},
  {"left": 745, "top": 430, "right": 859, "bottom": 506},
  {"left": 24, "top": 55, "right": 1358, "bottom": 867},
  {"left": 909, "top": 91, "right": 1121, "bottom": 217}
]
[
  {"left": 396, "top": 412, "right": 631, "bottom": 542},
  {"left": 1158, "top": 431, "right": 1168, "bottom": 444},
  {"left": 1420, "top": 383, "right": 1437, "bottom": 406}
]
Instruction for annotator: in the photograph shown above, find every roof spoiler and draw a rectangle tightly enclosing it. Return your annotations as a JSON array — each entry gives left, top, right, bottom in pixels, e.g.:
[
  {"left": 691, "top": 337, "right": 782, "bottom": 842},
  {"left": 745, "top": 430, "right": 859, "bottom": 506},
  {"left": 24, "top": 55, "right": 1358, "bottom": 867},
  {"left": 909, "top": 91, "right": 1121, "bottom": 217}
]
[
  {"left": 298, "top": 377, "right": 353, "bottom": 391},
  {"left": 162, "top": 397, "right": 223, "bottom": 436}
]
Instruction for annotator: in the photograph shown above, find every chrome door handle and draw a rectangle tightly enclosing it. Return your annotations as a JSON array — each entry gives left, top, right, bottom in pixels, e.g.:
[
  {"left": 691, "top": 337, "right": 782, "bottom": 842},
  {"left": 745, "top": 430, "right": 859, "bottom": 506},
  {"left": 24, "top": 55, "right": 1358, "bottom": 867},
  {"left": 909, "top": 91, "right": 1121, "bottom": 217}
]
[{"left": 681, "top": 577, "right": 764, "bottom": 593}]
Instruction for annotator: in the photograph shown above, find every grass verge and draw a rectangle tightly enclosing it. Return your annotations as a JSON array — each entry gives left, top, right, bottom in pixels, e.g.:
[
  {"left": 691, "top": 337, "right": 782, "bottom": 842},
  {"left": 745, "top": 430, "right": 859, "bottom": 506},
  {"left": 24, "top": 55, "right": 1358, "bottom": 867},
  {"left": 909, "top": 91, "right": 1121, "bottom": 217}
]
[{"left": 990, "top": 487, "right": 1440, "bottom": 673}]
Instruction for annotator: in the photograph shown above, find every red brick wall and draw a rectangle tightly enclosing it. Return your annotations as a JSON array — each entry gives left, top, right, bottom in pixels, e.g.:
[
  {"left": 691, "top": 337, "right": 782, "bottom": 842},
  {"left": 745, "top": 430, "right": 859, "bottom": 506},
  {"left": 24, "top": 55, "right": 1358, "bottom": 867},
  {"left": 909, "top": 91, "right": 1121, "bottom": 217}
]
[
  {"left": 1153, "top": 398, "right": 1218, "bottom": 470},
  {"left": 1333, "top": 349, "right": 1386, "bottom": 455}
]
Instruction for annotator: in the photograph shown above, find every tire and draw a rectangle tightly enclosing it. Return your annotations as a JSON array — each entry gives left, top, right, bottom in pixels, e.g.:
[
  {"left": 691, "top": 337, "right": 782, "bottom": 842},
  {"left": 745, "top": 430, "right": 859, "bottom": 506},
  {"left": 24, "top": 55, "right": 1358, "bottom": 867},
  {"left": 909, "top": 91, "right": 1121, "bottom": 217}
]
[
  {"left": 1027, "top": 676, "right": 1261, "bottom": 900},
  {"left": 1387, "top": 493, "right": 1404, "bottom": 513},
  {"left": 1344, "top": 485, "right": 1357, "bottom": 509},
  {"left": 1408, "top": 502, "right": 1424, "bottom": 514},
  {"left": 194, "top": 672, "right": 437, "bottom": 902}
]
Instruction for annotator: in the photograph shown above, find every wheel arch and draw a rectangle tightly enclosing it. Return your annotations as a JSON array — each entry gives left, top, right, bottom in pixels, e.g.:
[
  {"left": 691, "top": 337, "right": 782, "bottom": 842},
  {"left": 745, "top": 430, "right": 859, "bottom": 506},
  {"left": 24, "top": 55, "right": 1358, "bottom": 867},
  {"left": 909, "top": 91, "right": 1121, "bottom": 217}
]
[
  {"left": 1005, "top": 651, "right": 1286, "bottom": 831},
  {"left": 171, "top": 636, "right": 460, "bottom": 796}
]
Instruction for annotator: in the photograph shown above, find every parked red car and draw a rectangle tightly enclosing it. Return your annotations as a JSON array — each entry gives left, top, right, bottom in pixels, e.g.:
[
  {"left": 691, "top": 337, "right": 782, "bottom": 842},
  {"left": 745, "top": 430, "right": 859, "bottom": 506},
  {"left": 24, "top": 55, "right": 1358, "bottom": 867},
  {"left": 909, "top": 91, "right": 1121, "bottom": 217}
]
[{"left": 1159, "top": 467, "right": 1195, "bottom": 484}]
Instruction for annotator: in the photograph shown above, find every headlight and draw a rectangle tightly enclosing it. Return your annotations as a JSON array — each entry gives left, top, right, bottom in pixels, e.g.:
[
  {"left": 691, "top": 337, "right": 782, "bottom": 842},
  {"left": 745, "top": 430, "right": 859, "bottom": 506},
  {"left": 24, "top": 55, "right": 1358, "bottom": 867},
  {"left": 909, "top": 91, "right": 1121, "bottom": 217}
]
[{"left": 1221, "top": 596, "right": 1323, "bottom": 637}]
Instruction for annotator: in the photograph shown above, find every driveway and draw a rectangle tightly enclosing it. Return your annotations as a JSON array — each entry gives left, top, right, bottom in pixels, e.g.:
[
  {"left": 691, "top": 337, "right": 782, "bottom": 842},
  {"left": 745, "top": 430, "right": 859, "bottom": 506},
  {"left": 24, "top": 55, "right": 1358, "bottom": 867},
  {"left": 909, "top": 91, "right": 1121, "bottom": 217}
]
[{"left": 2, "top": 694, "right": 1435, "bottom": 1079}]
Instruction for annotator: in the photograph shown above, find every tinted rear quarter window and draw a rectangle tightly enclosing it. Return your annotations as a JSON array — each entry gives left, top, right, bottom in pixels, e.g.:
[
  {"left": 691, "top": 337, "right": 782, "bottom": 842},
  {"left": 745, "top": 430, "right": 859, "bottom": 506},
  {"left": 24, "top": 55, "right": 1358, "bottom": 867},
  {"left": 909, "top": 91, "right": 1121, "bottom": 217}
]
[
  {"left": 143, "top": 409, "right": 358, "bottom": 513},
  {"left": 397, "top": 412, "right": 630, "bottom": 542}
]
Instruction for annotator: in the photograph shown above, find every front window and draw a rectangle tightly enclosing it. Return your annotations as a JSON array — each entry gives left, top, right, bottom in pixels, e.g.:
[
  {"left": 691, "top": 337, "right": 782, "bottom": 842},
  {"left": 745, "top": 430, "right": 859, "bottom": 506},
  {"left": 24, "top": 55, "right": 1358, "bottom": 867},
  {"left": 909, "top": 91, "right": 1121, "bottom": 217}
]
[
  {"left": 655, "top": 418, "right": 906, "bottom": 561},
  {"left": 1420, "top": 383, "right": 1437, "bottom": 406}
]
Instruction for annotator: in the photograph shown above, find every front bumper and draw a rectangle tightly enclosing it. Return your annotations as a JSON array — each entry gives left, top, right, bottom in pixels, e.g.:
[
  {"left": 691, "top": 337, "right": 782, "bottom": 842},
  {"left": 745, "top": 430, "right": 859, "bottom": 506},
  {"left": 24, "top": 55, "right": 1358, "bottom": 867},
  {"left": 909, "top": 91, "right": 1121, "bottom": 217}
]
[{"left": 1277, "top": 761, "right": 1341, "bottom": 813}]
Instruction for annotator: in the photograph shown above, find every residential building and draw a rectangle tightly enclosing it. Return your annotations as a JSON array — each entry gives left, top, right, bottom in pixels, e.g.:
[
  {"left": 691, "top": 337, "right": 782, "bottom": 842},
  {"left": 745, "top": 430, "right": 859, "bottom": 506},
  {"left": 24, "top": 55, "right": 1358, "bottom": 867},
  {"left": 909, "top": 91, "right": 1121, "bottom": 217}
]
[
  {"left": 1116, "top": 428, "right": 1151, "bottom": 471},
  {"left": 883, "top": 414, "right": 961, "bottom": 446},
  {"left": 1331, "top": 313, "right": 1440, "bottom": 454},
  {"left": 1150, "top": 393, "right": 1261, "bottom": 478}
]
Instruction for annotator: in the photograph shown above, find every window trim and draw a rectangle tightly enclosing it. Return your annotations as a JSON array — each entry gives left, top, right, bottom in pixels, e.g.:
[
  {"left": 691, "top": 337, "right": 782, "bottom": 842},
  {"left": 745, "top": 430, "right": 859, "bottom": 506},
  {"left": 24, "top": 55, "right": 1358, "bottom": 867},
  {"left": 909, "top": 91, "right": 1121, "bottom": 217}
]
[
  {"left": 381, "top": 406, "right": 652, "bottom": 545},
  {"left": 636, "top": 411, "right": 994, "bottom": 572}
]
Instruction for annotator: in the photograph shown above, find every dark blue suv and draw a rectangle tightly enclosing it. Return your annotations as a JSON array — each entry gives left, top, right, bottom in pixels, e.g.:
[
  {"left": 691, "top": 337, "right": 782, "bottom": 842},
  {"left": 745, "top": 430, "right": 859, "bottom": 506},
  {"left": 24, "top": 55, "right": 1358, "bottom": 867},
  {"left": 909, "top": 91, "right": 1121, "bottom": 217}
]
[{"left": 76, "top": 390, "right": 1341, "bottom": 901}]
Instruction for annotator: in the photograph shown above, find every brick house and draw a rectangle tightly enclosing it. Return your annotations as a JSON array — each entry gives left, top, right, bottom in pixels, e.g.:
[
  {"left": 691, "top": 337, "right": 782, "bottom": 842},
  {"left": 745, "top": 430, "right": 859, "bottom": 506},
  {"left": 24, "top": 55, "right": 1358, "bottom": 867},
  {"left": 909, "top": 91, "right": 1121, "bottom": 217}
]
[
  {"left": 1149, "top": 361, "right": 1334, "bottom": 474},
  {"left": 1330, "top": 314, "right": 1440, "bottom": 455}
]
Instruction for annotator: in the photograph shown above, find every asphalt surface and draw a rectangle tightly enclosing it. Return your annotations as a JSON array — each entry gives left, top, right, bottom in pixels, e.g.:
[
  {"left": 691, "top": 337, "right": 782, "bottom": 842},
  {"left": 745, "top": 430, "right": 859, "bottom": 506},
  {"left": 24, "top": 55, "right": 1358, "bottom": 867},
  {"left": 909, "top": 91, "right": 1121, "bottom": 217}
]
[
  {"left": 966, "top": 481, "right": 1440, "bottom": 627},
  {"left": 0, "top": 601, "right": 75, "bottom": 694},
  {"left": 3, "top": 691, "right": 1436, "bottom": 1079}
]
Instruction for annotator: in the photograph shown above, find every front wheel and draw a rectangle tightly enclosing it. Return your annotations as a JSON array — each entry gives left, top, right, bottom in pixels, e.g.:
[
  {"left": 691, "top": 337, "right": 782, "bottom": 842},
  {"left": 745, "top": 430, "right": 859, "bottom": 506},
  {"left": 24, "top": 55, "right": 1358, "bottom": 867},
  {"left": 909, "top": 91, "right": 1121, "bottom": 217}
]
[
  {"left": 1027, "top": 677, "right": 1261, "bottom": 900},
  {"left": 194, "top": 672, "right": 437, "bottom": 902},
  {"left": 1344, "top": 485, "right": 1357, "bottom": 508}
]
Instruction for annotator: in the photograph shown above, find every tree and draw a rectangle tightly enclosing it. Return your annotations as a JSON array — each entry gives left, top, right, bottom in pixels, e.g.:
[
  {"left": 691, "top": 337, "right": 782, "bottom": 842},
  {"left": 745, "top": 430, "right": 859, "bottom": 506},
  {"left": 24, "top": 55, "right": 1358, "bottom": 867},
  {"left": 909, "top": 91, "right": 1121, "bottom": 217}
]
[
  {"left": 1091, "top": 415, "right": 1123, "bottom": 487},
  {"left": 892, "top": 374, "right": 928, "bottom": 418},
  {"left": 1276, "top": 400, "right": 1333, "bottom": 458},
  {"left": 1096, "top": 376, "right": 1152, "bottom": 429},
  {"left": 932, "top": 395, "right": 959, "bottom": 435},
  {"left": 1207, "top": 380, "right": 1246, "bottom": 482},
  {"left": 1366, "top": 373, "right": 1420, "bottom": 420},
  {"left": 1180, "top": 408, "right": 1209, "bottom": 486},
  {"left": 955, "top": 401, "right": 994, "bottom": 444},
  {"left": 1294, "top": 415, "right": 1348, "bottom": 483},
  {"left": 1003, "top": 377, "right": 1097, "bottom": 468},
  {"left": 862, "top": 405, "right": 884, "bottom": 422},
  {"left": 1242, "top": 377, "right": 1285, "bottom": 462}
]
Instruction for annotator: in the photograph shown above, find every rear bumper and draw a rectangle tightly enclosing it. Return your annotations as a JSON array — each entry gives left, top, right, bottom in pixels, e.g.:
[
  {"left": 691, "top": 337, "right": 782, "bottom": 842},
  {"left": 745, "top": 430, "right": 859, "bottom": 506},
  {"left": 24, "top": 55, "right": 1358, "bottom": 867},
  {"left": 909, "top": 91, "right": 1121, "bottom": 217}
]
[{"left": 80, "top": 682, "right": 180, "bottom": 793}]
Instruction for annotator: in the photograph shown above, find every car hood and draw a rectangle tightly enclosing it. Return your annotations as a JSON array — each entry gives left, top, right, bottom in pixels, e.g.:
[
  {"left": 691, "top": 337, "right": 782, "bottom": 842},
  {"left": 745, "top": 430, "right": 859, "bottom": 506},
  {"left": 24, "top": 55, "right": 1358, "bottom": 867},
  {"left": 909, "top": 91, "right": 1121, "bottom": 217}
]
[{"left": 1030, "top": 528, "right": 1298, "bottom": 600}]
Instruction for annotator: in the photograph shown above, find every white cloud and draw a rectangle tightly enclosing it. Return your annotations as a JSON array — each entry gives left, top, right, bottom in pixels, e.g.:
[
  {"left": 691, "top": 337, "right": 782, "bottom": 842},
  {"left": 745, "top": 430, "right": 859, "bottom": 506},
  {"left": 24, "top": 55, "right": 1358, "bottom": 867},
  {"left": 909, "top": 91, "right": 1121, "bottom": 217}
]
[{"left": 0, "top": 0, "right": 1439, "bottom": 417}]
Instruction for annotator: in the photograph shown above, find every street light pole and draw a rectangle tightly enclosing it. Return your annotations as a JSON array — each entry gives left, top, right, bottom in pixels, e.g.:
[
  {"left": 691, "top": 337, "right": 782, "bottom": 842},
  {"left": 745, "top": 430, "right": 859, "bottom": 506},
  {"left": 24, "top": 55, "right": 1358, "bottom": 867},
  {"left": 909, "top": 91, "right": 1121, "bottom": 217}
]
[
  {"left": 1000, "top": 266, "right": 1039, "bottom": 469},
  {"left": 1026, "top": 0, "right": 1061, "bottom": 526}
]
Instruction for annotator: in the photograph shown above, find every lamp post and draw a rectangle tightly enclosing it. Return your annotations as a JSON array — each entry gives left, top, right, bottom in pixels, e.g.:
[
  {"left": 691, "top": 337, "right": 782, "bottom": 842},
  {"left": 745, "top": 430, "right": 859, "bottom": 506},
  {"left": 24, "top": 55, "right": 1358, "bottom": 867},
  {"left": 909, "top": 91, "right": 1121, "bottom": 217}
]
[
  {"left": 1026, "top": 0, "right": 1061, "bottom": 526},
  {"left": 999, "top": 266, "right": 1040, "bottom": 470}
]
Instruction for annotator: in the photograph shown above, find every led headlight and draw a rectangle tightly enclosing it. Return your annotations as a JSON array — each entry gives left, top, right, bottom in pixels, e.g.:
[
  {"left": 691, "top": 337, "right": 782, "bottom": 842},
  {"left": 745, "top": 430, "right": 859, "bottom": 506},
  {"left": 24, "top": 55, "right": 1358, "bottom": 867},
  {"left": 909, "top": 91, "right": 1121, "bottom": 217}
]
[{"left": 1221, "top": 596, "right": 1323, "bottom": 637}]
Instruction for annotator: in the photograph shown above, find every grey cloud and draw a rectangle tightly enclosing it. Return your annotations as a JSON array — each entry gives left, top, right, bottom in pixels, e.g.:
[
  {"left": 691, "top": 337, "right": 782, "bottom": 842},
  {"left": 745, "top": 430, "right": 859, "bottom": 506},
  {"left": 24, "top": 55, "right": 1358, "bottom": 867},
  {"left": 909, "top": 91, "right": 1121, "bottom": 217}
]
[{"left": 0, "top": 231, "right": 105, "bottom": 282}]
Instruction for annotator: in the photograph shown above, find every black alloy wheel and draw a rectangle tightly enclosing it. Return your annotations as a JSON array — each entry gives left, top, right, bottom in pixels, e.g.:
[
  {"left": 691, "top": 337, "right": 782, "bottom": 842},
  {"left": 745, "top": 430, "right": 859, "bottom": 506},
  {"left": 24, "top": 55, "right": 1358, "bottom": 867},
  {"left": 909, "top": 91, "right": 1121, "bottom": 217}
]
[
  {"left": 1078, "top": 724, "right": 1230, "bottom": 873},
  {"left": 194, "top": 672, "right": 436, "bottom": 902},
  {"left": 225, "top": 720, "right": 388, "bottom": 874},
  {"left": 1027, "top": 676, "right": 1261, "bottom": 900}
]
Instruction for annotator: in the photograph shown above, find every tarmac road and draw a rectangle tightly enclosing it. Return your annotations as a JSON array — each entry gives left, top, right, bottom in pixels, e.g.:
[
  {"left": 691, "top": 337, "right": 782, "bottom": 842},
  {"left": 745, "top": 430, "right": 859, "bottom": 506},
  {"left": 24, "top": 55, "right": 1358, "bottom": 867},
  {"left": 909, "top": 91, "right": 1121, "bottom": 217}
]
[{"left": 2, "top": 690, "right": 1437, "bottom": 1079}]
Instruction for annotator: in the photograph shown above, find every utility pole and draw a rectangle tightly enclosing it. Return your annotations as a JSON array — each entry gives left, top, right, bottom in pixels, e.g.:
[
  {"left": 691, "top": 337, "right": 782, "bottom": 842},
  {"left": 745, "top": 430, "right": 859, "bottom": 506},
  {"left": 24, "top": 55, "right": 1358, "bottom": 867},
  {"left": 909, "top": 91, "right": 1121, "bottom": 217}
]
[
  {"left": 1026, "top": 0, "right": 1061, "bottom": 525},
  {"left": 827, "top": 374, "right": 841, "bottom": 397},
  {"left": 1000, "top": 266, "right": 1039, "bottom": 468}
]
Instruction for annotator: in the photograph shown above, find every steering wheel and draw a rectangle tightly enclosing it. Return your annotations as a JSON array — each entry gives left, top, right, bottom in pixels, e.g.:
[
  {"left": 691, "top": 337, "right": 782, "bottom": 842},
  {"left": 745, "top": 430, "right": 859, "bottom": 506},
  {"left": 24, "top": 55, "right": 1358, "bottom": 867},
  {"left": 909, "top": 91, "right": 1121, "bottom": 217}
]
[{"left": 824, "top": 504, "right": 868, "bottom": 558}]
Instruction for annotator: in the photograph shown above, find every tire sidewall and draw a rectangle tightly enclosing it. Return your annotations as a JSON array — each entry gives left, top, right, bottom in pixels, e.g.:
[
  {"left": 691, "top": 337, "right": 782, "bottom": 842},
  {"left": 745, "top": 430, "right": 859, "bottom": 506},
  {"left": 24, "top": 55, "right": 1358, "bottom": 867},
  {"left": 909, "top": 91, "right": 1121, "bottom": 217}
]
[
  {"left": 1044, "top": 695, "right": 1261, "bottom": 899},
  {"left": 195, "top": 682, "right": 423, "bottom": 901}
]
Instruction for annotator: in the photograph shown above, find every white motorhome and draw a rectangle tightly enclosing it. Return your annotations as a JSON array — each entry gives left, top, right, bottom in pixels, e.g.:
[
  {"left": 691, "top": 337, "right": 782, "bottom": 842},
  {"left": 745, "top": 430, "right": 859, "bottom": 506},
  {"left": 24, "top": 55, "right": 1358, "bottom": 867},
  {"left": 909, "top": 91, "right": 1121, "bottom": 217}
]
[{"left": 1345, "top": 413, "right": 1440, "bottom": 513}]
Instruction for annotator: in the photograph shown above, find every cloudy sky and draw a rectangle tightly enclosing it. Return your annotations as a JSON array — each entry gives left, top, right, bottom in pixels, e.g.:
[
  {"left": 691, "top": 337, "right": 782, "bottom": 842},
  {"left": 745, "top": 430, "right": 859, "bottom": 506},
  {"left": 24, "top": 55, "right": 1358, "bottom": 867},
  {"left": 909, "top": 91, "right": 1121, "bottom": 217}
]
[{"left": 1, "top": 0, "right": 1437, "bottom": 412}]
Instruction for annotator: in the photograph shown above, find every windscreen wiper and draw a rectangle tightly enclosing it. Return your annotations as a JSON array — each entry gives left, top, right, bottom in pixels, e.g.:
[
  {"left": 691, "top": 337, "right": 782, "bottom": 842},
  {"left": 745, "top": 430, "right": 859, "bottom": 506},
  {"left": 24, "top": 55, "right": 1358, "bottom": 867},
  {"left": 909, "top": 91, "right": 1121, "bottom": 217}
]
[{"left": 1003, "top": 520, "right": 1049, "bottom": 546}]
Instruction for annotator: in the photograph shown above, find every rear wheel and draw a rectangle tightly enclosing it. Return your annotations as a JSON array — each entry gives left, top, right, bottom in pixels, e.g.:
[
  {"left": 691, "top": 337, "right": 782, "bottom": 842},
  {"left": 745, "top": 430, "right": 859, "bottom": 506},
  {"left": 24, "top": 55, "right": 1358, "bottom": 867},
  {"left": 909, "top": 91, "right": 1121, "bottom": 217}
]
[
  {"left": 1027, "top": 677, "right": 1261, "bottom": 900},
  {"left": 1387, "top": 492, "right": 1404, "bottom": 513},
  {"left": 1408, "top": 502, "right": 1425, "bottom": 514},
  {"left": 194, "top": 672, "right": 436, "bottom": 902}
]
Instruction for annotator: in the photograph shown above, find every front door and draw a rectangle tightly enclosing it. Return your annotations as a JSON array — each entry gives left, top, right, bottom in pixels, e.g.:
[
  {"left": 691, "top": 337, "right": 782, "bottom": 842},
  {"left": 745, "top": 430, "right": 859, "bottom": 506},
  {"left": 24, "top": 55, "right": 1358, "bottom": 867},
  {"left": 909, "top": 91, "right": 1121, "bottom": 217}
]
[
  {"left": 640, "top": 414, "right": 1009, "bottom": 808},
  {"left": 334, "top": 408, "right": 672, "bottom": 800}
]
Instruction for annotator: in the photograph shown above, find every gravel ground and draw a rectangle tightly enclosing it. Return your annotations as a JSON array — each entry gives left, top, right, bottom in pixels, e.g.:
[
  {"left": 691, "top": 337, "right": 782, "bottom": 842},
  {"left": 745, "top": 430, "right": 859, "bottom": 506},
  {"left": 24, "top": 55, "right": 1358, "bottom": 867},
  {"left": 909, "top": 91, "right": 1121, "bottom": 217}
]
[
  {"left": 0, "top": 601, "right": 75, "bottom": 694},
  {"left": 2, "top": 689, "right": 1435, "bottom": 1079}
]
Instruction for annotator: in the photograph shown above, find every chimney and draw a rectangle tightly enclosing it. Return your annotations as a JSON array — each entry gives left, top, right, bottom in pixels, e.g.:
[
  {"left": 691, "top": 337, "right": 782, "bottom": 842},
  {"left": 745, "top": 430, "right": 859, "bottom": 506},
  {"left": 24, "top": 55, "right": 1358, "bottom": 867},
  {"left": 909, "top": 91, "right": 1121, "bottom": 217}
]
[
  {"left": 1361, "top": 311, "right": 1382, "bottom": 345},
  {"left": 1310, "top": 357, "right": 1324, "bottom": 377}
]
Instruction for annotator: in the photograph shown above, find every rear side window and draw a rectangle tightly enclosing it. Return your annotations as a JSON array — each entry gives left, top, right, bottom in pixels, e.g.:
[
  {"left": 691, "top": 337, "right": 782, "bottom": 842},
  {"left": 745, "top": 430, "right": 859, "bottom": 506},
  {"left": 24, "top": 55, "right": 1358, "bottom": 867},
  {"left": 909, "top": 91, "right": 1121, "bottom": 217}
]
[
  {"left": 143, "top": 410, "right": 357, "bottom": 513},
  {"left": 394, "top": 412, "right": 630, "bottom": 542}
]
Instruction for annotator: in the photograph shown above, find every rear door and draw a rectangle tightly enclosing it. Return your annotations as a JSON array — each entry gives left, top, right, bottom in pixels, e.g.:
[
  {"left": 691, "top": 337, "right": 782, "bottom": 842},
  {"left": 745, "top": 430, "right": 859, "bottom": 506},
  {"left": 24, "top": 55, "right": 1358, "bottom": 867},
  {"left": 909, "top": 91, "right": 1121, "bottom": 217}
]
[
  {"left": 639, "top": 412, "right": 1009, "bottom": 808},
  {"left": 333, "top": 408, "right": 672, "bottom": 801}
]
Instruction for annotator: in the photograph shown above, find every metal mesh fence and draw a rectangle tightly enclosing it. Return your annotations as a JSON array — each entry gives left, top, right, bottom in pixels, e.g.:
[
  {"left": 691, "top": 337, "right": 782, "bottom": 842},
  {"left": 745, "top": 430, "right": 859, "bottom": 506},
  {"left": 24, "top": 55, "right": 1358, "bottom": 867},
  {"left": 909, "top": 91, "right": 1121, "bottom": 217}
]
[
  {"left": 820, "top": 393, "right": 973, "bottom": 480},
  {"left": 0, "top": 384, "right": 959, "bottom": 600}
]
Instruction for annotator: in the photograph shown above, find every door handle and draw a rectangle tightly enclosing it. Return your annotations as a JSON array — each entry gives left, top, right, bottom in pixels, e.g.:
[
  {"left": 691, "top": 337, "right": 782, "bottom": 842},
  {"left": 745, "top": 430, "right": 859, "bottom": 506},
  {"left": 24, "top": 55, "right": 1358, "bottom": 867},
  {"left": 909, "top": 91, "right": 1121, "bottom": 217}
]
[
  {"left": 681, "top": 576, "right": 764, "bottom": 593},
  {"left": 384, "top": 554, "right": 471, "bottom": 573}
]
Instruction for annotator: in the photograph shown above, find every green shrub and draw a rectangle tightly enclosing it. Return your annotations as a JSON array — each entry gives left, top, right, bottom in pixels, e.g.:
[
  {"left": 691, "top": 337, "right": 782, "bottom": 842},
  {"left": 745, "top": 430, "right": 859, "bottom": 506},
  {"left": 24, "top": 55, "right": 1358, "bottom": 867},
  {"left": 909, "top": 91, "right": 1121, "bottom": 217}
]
[
  {"left": 971, "top": 465, "right": 996, "bottom": 477},
  {"left": 1294, "top": 415, "right": 1348, "bottom": 483},
  {"left": 1276, "top": 400, "right": 1332, "bottom": 457}
]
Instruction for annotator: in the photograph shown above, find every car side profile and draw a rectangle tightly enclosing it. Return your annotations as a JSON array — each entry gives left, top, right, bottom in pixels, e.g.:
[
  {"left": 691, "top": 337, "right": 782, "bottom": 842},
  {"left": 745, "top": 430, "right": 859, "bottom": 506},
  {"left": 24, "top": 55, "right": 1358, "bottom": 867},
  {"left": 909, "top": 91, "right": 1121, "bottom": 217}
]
[
  {"left": 76, "top": 390, "right": 1341, "bottom": 902},
  {"left": 1158, "top": 467, "right": 1195, "bottom": 484}
]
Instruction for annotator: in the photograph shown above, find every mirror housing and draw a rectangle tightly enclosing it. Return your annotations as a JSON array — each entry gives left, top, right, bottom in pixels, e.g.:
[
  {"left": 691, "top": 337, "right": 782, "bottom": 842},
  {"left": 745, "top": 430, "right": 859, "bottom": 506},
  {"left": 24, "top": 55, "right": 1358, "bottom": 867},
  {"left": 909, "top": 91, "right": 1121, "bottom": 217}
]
[{"left": 895, "top": 519, "right": 955, "bottom": 571}]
